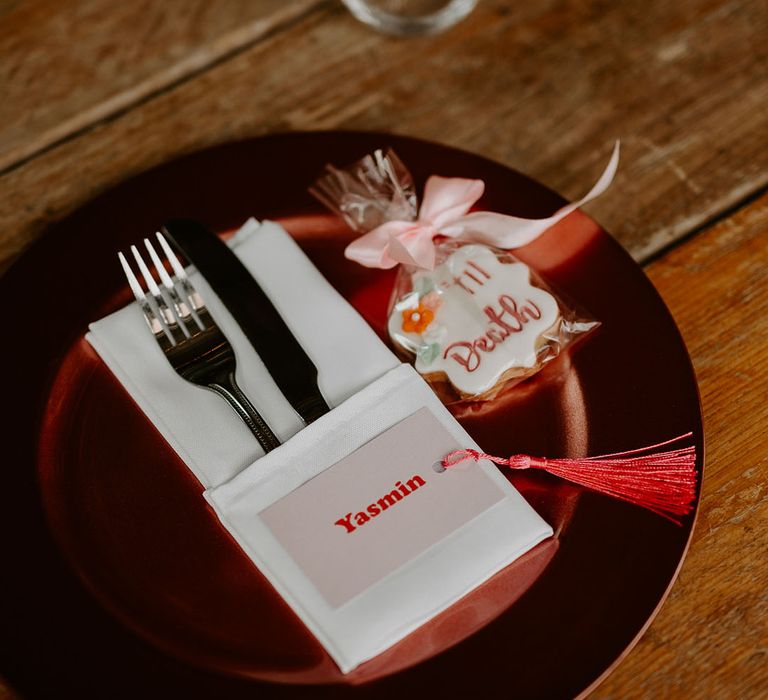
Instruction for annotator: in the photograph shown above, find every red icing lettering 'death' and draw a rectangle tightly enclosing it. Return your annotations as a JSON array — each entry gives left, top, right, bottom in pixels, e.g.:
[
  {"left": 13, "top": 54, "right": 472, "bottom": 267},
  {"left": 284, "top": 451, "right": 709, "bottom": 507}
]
[
  {"left": 335, "top": 474, "right": 426, "bottom": 533},
  {"left": 443, "top": 295, "right": 543, "bottom": 372},
  {"left": 387, "top": 245, "right": 560, "bottom": 397}
]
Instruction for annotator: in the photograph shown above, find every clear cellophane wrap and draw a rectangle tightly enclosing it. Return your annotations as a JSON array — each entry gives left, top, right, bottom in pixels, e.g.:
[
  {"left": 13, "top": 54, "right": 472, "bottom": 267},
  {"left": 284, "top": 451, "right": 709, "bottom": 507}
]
[{"left": 311, "top": 149, "right": 599, "bottom": 404}]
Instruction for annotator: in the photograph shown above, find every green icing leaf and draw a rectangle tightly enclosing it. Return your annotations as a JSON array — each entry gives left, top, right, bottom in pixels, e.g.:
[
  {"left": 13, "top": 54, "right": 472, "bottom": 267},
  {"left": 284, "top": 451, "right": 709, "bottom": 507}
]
[
  {"left": 413, "top": 276, "right": 436, "bottom": 296},
  {"left": 418, "top": 342, "right": 441, "bottom": 366}
]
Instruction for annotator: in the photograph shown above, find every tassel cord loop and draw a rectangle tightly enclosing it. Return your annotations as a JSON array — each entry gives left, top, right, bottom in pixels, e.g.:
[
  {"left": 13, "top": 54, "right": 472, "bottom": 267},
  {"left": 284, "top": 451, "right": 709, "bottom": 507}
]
[{"left": 441, "top": 433, "right": 698, "bottom": 525}]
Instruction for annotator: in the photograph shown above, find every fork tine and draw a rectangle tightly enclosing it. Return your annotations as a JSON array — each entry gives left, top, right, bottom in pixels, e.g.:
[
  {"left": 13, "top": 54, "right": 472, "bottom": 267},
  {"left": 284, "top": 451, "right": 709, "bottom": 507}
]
[
  {"left": 119, "top": 250, "right": 147, "bottom": 302},
  {"left": 118, "top": 251, "right": 175, "bottom": 345},
  {"left": 122, "top": 234, "right": 281, "bottom": 452},
  {"left": 144, "top": 237, "right": 176, "bottom": 291},
  {"left": 156, "top": 230, "right": 188, "bottom": 280},
  {"left": 131, "top": 245, "right": 187, "bottom": 344},
  {"left": 143, "top": 238, "right": 193, "bottom": 337},
  {"left": 156, "top": 231, "right": 206, "bottom": 330}
]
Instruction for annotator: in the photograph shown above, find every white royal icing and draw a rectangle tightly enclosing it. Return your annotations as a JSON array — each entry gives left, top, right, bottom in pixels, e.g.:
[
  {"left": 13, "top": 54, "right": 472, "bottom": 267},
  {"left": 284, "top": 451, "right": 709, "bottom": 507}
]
[{"left": 388, "top": 245, "right": 560, "bottom": 396}]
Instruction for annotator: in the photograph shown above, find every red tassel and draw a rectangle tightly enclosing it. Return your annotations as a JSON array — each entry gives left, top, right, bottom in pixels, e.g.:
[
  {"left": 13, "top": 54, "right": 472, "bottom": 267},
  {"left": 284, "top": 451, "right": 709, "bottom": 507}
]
[{"left": 442, "top": 433, "right": 698, "bottom": 525}]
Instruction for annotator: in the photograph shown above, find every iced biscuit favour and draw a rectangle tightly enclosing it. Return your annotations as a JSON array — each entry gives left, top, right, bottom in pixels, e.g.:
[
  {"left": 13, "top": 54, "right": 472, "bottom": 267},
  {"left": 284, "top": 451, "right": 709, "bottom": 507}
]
[
  {"left": 388, "top": 244, "right": 562, "bottom": 400},
  {"left": 311, "top": 146, "right": 611, "bottom": 403}
]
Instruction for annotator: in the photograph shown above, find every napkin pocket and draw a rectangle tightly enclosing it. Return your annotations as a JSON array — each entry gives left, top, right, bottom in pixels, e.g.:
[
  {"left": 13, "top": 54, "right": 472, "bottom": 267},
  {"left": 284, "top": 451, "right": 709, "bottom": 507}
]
[
  {"left": 205, "top": 363, "right": 552, "bottom": 673},
  {"left": 86, "top": 219, "right": 400, "bottom": 489}
]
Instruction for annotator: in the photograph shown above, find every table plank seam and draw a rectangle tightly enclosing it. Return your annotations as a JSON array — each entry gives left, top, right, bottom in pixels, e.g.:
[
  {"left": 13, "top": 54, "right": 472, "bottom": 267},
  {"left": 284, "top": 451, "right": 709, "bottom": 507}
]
[
  {"left": 639, "top": 180, "right": 768, "bottom": 268},
  {"left": 0, "top": 0, "right": 331, "bottom": 178}
]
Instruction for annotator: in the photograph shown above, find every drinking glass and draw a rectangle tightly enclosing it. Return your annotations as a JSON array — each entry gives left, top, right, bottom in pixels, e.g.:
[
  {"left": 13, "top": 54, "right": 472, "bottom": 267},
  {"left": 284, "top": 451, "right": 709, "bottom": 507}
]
[{"left": 341, "top": 0, "right": 477, "bottom": 36}]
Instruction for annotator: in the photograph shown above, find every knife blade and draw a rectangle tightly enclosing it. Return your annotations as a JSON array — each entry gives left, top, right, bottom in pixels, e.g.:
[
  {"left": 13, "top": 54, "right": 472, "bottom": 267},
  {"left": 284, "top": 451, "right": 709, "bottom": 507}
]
[{"left": 161, "top": 218, "right": 331, "bottom": 425}]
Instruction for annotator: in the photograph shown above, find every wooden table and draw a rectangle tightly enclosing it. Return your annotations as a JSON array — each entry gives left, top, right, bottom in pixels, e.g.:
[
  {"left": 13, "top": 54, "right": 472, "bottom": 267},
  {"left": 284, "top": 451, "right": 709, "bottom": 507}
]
[{"left": 1, "top": 1, "right": 766, "bottom": 697}]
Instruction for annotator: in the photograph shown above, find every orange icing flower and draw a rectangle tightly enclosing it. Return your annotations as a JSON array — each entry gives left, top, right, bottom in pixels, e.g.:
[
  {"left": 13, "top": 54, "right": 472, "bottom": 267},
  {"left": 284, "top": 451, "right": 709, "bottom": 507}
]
[{"left": 402, "top": 304, "right": 435, "bottom": 334}]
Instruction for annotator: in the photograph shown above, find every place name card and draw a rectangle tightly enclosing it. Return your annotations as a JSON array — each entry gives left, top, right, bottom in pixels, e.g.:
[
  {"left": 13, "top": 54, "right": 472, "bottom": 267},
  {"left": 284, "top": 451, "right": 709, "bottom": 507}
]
[{"left": 259, "top": 407, "right": 506, "bottom": 608}]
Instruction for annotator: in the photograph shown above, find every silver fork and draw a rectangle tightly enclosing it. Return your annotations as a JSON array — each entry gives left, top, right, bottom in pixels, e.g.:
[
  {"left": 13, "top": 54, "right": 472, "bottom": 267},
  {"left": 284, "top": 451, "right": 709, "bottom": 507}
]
[{"left": 119, "top": 232, "right": 282, "bottom": 453}]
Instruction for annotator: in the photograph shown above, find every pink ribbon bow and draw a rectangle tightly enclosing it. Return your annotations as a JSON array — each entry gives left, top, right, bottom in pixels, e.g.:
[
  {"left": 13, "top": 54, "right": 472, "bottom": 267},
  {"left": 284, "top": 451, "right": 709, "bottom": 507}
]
[{"left": 345, "top": 141, "right": 620, "bottom": 270}]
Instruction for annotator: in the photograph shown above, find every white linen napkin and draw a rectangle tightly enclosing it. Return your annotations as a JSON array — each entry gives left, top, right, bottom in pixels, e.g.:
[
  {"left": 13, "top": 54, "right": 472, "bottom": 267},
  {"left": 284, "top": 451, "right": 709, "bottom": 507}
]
[
  {"left": 87, "top": 219, "right": 552, "bottom": 673},
  {"left": 86, "top": 219, "right": 400, "bottom": 488},
  {"left": 205, "top": 362, "right": 552, "bottom": 673}
]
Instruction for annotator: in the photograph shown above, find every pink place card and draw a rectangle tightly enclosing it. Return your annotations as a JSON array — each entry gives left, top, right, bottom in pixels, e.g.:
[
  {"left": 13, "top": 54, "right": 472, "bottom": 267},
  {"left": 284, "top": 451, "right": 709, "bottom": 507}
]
[{"left": 259, "top": 407, "right": 506, "bottom": 608}]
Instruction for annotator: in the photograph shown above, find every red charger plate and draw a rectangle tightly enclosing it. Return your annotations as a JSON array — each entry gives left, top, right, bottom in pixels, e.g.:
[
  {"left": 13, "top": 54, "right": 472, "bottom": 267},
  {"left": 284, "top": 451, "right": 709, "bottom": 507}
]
[{"left": 0, "top": 132, "right": 702, "bottom": 698}]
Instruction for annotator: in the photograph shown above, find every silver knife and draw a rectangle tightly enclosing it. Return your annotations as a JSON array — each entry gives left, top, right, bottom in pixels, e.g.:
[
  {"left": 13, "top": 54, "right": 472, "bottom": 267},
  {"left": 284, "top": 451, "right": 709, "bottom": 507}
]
[{"left": 161, "top": 219, "right": 331, "bottom": 425}]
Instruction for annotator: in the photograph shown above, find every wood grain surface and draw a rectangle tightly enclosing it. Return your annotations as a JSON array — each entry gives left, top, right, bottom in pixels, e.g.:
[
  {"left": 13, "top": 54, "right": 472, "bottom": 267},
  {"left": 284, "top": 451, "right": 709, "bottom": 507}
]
[
  {"left": 1, "top": 0, "right": 766, "bottom": 697},
  {"left": 593, "top": 194, "right": 768, "bottom": 699},
  {"left": 0, "top": 0, "right": 324, "bottom": 170},
  {"left": 1, "top": 0, "right": 766, "bottom": 273}
]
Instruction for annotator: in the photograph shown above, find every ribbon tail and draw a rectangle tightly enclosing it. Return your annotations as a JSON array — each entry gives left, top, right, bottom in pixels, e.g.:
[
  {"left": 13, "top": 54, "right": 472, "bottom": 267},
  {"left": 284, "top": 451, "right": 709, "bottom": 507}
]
[{"left": 443, "top": 140, "right": 620, "bottom": 249}]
